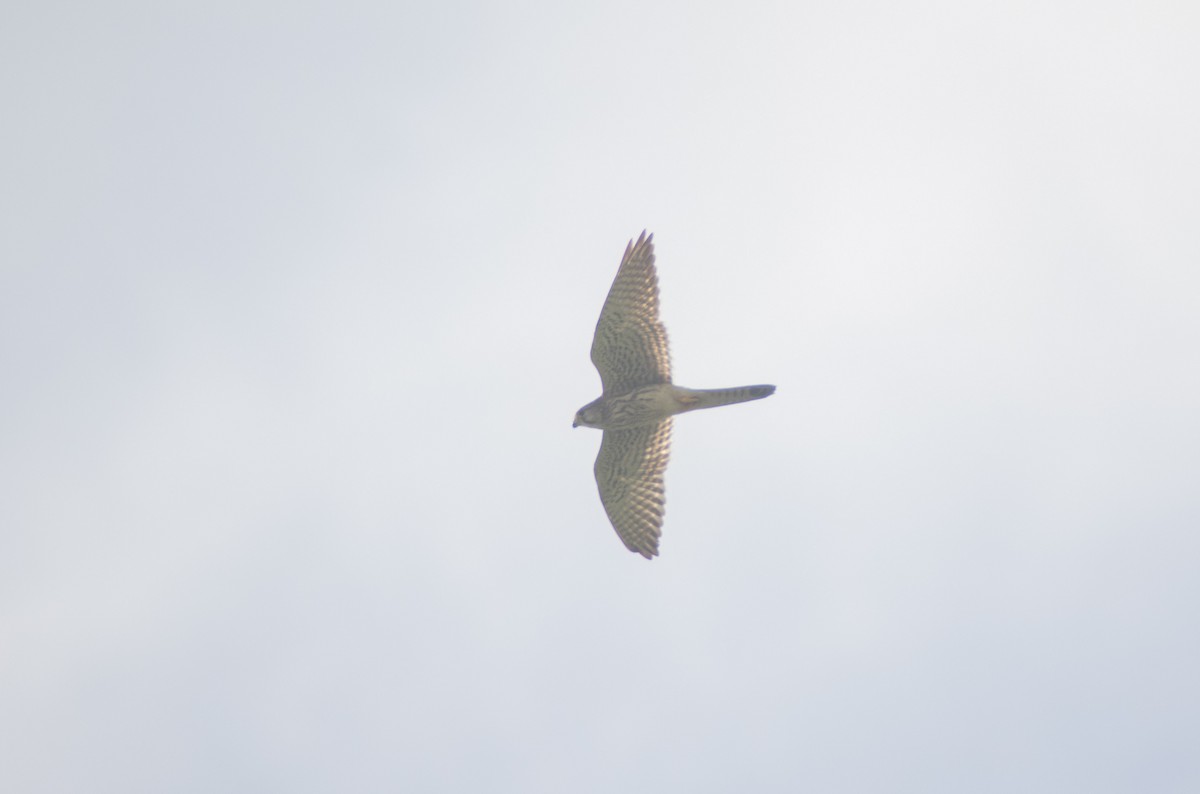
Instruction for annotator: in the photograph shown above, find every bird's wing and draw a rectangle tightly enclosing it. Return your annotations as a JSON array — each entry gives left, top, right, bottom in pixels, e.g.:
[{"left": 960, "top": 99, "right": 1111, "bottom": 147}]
[
  {"left": 594, "top": 419, "right": 672, "bottom": 558},
  {"left": 589, "top": 231, "right": 671, "bottom": 396}
]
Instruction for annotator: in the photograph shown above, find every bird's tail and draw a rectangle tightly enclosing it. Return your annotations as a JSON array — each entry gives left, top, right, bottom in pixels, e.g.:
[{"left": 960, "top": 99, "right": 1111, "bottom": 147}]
[{"left": 674, "top": 384, "right": 776, "bottom": 412}]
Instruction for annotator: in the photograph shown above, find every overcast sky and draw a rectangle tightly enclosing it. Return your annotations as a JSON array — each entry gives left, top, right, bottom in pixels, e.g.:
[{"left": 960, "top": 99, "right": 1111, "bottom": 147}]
[{"left": 2, "top": 1, "right": 1198, "bottom": 792}]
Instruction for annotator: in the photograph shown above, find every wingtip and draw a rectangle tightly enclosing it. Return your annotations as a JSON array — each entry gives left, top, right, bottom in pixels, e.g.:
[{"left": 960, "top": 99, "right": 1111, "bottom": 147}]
[{"left": 623, "top": 539, "right": 659, "bottom": 559}]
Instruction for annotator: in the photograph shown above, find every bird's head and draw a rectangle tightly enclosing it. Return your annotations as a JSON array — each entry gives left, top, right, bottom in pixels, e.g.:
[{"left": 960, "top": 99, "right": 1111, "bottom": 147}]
[{"left": 572, "top": 400, "right": 605, "bottom": 429}]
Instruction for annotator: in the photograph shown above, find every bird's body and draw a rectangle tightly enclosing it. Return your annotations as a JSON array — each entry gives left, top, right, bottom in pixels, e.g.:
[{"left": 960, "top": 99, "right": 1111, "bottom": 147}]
[
  {"left": 574, "top": 231, "right": 775, "bottom": 558},
  {"left": 574, "top": 383, "right": 776, "bottom": 431}
]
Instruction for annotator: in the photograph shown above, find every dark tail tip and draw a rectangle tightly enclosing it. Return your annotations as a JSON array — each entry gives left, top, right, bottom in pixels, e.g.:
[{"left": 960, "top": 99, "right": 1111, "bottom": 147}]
[{"left": 750, "top": 385, "right": 776, "bottom": 398}]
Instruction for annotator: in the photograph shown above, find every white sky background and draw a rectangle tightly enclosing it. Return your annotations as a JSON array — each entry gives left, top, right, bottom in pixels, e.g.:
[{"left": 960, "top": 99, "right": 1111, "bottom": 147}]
[{"left": 2, "top": 1, "right": 1198, "bottom": 791}]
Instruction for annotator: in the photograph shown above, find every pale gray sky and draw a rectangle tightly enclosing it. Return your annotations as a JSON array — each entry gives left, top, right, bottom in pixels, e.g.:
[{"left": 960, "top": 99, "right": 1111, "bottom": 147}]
[{"left": 2, "top": 2, "right": 1198, "bottom": 792}]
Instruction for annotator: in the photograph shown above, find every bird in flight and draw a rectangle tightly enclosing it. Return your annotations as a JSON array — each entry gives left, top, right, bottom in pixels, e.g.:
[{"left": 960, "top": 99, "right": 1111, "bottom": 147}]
[{"left": 574, "top": 231, "right": 775, "bottom": 558}]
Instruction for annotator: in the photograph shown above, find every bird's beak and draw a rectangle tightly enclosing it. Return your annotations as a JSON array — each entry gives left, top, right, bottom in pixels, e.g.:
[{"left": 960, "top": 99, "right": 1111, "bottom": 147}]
[{"left": 572, "top": 419, "right": 579, "bottom": 428}]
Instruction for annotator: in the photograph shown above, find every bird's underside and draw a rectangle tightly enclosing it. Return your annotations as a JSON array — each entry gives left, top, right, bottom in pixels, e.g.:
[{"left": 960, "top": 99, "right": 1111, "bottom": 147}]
[{"left": 575, "top": 231, "right": 775, "bottom": 559}]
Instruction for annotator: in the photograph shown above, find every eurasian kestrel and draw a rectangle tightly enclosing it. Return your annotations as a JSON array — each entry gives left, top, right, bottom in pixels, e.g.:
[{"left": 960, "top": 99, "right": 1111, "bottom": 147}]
[{"left": 574, "top": 231, "right": 775, "bottom": 559}]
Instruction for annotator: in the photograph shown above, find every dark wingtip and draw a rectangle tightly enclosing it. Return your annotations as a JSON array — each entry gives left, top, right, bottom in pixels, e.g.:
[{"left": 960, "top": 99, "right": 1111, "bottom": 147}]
[{"left": 628, "top": 541, "right": 659, "bottom": 559}]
